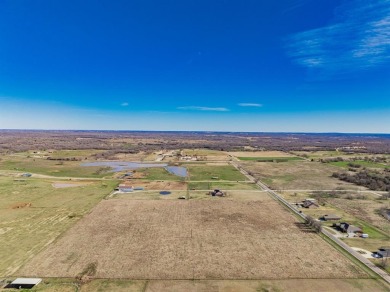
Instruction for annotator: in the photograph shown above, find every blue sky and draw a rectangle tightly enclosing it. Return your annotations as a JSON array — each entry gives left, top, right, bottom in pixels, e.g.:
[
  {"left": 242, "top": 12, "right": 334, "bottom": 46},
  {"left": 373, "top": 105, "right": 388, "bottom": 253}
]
[{"left": 0, "top": 0, "right": 389, "bottom": 132}]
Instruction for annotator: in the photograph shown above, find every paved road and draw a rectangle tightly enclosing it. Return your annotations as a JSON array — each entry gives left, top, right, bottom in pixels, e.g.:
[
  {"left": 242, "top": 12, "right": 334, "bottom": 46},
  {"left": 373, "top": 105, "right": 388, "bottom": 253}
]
[{"left": 230, "top": 161, "right": 390, "bottom": 285}]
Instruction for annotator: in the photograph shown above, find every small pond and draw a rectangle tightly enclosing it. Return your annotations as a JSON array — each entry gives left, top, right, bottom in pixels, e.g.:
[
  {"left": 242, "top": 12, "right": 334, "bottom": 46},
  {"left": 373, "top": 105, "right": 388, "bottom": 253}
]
[
  {"left": 81, "top": 161, "right": 167, "bottom": 172},
  {"left": 81, "top": 161, "right": 187, "bottom": 177},
  {"left": 165, "top": 166, "right": 187, "bottom": 177}
]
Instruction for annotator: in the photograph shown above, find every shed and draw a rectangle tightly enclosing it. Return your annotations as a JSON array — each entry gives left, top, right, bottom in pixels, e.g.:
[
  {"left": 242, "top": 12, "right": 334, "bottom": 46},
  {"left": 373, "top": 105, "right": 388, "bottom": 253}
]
[
  {"left": 340, "top": 222, "right": 362, "bottom": 234},
  {"left": 378, "top": 247, "right": 390, "bottom": 258},
  {"left": 302, "top": 200, "right": 319, "bottom": 209},
  {"left": 10, "top": 278, "right": 42, "bottom": 289},
  {"left": 118, "top": 184, "right": 134, "bottom": 193}
]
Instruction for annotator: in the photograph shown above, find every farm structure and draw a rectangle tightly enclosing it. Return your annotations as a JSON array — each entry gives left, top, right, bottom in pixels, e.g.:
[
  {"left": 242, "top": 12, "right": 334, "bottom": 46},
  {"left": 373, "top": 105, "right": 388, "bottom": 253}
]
[
  {"left": 378, "top": 247, "right": 390, "bottom": 258},
  {"left": 209, "top": 189, "right": 226, "bottom": 197},
  {"left": 7, "top": 278, "right": 42, "bottom": 289},
  {"left": 302, "top": 199, "right": 319, "bottom": 209},
  {"left": 333, "top": 222, "right": 363, "bottom": 235}
]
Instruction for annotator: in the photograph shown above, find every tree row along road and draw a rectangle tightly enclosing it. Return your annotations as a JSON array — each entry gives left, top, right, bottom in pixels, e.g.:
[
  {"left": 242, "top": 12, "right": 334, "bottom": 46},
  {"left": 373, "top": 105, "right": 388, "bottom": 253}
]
[{"left": 229, "top": 161, "right": 390, "bottom": 285}]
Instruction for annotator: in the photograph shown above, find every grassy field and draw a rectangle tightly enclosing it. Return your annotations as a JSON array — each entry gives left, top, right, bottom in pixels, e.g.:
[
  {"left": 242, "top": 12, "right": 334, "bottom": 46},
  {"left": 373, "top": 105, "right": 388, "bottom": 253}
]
[
  {"left": 182, "top": 149, "right": 230, "bottom": 161},
  {"left": 140, "top": 167, "right": 184, "bottom": 181},
  {"left": 0, "top": 176, "right": 117, "bottom": 276},
  {"left": 330, "top": 160, "right": 389, "bottom": 169},
  {"left": 189, "top": 181, "right": 258, "bottom": 190},
  {"left": 238, "top": 156, "right": 303, "bottom": 162},
  {"left": 38, "top": 149, "right": 104, "bottom": 159},
  {"left": 0, "top": 156, "right": 113, "bottom": 178},
  {"left": 20, "top": 199, "right": 367, "bottom": 280},
  {"left": 5, "top": 279, "right": 389, "bottom": 292},
  {"left": 229, "top": 151, "right": 295, "bottom": 158},
  {"left": 186, "top": 164, "right": 247, "bottom": 181},
  {"left": 240, "top": 160, "right": 360, "bottom": 190},
  {"left": 2, "top": 149, "right": 389, "bottom": 291}
]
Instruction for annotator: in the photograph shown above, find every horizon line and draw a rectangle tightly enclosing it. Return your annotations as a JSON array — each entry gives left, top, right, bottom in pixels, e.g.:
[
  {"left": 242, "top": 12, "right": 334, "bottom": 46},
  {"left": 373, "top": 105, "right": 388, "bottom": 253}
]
[{"left": 0, "top": 129, "right": 389, "bottom": 135}]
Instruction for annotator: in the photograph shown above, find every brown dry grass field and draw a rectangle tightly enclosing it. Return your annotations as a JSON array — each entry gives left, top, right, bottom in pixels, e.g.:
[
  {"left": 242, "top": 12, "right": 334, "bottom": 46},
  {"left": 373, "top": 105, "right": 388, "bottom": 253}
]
[
  {"left": 20, "top": 278, "right": 388, "bottom": 292},
  {"left": 240, "top": 160, "right": 360, "bottom": 190},
  {"left": 125, "top": 180, "right": 187, "bottom": 190},
  {"left": 0, "top": 176, "right": 118, "bottom": 277},
  {"left": 228, "top": 151, "right": 294, "bottom": 158},
  {"left": 21, "top": 196, "right": 367, "bottom": 280}
]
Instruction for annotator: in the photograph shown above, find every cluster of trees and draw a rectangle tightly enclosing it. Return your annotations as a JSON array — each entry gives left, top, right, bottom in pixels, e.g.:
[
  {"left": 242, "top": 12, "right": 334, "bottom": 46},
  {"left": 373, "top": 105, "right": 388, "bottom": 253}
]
[
  {"left": 320, "top": 156, "right": 389, "bottom": 164},
  {"left": 332, "top": 171, "right": 390, "bottom": 191},
  {"left": 320, "top": 157, "right": 345, "bottom": 163},
  {"left": 305, "top": 216, "right": 322, "bottom": 233}
]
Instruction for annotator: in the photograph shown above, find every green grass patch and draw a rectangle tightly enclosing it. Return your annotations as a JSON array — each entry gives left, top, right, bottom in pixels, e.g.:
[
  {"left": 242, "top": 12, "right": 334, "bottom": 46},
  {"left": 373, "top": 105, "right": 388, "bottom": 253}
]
[
  {"left": 351, "top": 220, "right": 390, "bottom": 240},
  {"left": 186, "top": 164, "right": 247, "bottom": 181},
  {"left": 330, "top": 160, "right": 389, "bottom": 169},
  {"left": 189, "top": 182, "right": 211, "bottom": 190},
  {"left": 0, "top": 158, "right": 113, "bottom": 178},
  {"left": 141, "top": 167, "right": 183, "bottom": 181}
]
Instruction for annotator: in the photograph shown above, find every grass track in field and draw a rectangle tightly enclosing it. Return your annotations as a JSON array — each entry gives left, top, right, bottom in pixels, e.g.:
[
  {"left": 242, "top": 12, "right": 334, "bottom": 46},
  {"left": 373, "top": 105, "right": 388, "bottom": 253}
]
[{"left": 238, "top": 156, "right": 304, "bottom": 162}]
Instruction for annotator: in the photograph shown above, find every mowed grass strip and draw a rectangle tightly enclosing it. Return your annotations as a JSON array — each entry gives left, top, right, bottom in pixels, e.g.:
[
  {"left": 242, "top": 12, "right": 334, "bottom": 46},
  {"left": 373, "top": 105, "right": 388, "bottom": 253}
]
[
  {"left": 186, "top": 164, "right": 247, "bottom": 181},
  {"left": 330, "top": 160, "right": 389, "bottom": 169}
]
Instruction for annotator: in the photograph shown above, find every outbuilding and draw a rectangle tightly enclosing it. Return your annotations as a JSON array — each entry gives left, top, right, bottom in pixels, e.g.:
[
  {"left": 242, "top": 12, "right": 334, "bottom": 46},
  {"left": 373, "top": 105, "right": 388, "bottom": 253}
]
[
  {"left": 378, "top": 247, "right": 390, "bottom": 258},
  {"left": 9, "top": 278, "right": 42, "bottom": 289}
]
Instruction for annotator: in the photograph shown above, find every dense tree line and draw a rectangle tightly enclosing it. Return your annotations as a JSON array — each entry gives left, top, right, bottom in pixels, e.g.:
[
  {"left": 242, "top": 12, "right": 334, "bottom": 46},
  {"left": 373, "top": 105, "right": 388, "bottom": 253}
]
[
  {"left": 320, "top": 156, "right": 389, "bottom": 164},
  {"left": 332, "top": 170, "right": 390, "bottom": 191}
]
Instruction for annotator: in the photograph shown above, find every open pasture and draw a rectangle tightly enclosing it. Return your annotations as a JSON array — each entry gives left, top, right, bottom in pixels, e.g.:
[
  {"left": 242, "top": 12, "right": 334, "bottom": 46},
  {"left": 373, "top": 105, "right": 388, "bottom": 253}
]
[
  {"left": 0, "top": 155, "right": 112, "bottom": 178},
  {"left": 228, "top": 151, "right": 295, "bottom": 158},
  {"left": 21, "top": 198, "right": 367, "bottom": 280},
  {"left": 240, "top": 160, "right": 360, "bottom": 190},
  {"left": 0, "top": 176, "right": 117, "bottom": 276},
  {"left": 185, "top": 164, "right": 247, "bottom": 181}
]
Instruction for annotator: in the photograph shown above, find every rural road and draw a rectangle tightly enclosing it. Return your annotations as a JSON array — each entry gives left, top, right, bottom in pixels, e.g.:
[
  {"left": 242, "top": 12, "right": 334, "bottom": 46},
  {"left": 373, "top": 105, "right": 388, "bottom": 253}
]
[{"left": 229, "top": 161, "right": 390, "bottom": 285}]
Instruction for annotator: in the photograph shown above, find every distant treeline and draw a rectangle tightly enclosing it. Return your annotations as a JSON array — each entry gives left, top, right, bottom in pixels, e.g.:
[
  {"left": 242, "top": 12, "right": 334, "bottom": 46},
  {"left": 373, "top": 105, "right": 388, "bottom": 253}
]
[{"left": 1, "top": 130, "right": 390, "bottom": 154}]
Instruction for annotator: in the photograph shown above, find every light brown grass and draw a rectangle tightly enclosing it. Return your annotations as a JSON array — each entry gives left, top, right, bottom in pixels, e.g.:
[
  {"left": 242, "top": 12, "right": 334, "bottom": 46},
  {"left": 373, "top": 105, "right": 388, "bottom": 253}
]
[
  {"left": 229, "top": 151, "right": 294, "bottom": 158},
  {"left": 21, "top": 198, "right": 366, "bottom": 280}
]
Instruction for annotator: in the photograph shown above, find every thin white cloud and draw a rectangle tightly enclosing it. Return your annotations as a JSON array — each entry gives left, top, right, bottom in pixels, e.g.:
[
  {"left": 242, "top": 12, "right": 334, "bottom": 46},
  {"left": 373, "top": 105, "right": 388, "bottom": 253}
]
[
  {"left": 121, "top": 102, "right": 129, "bottom": 106},
  {"left": 177, "top": 106, "right": 229, "bottom": 112},
  {"left": 238, "top": 103, "right": 263, "bottom": 107},
  {"left": 281, "top": 0, "right": 308, "bottom": 15},
  {"left": 286, "top": 0, "right": 390, "bottom": 75}
]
